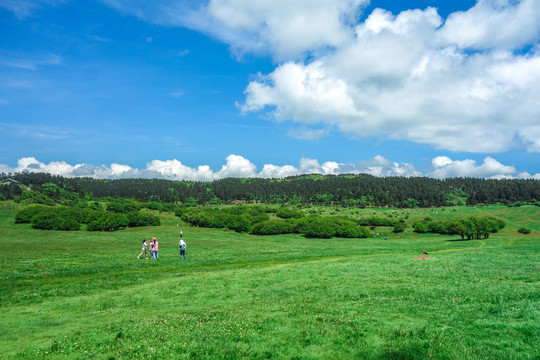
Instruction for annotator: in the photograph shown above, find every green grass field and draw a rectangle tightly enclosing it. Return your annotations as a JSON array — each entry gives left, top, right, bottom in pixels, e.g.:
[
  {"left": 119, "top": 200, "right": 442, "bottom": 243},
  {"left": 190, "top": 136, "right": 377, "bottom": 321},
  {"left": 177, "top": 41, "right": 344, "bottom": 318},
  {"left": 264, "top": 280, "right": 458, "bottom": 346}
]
[{"left": 1, "top": 204, "right": 539, "bottom": 359}]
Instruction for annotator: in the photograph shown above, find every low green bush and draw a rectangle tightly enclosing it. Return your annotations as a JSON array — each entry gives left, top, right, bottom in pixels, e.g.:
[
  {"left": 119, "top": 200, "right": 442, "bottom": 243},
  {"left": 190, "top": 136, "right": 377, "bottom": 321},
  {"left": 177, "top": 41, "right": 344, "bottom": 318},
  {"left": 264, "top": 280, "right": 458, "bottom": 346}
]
[
  {"left": 427, "top": 220, "right": 449, "bottom": 234},
  {"left": 31, "top": 211, "right": 80, "bottom": 231},
  {"left": 518, "top": 227, "right": 531, "bottom": 234},
  {"left": 15, "top": 205, "right": 51, "bottom": 223},
  {"left": 159, "top": 203, "right": 180, "bottom": 213},
  {"left": 393, "top": 222, "right": 407, "bottom": 233},
  {"left": 226, "top": 215, "right": 252, "bottom": 233},
  {"left": 303, "top": 217, "right": 337, "bottom": 239},
  {"left": 143, "top": 202, "right": 160, "bottom": 210},
  {"left": 332, "top": 217, "right": 370, "bottom": 238},
  {"left": 251, "top": 219, "right": 296, "bottom": 235},
  {"left": 88, "top": 213, "right": 129, "bottom": 231},
  {"left": 413, "top": 221, "right": 429, "bottom": 233},
  {"left": 106, "top": 200, "right": 141, "bottom": 213},
  {"left": 127, "top": 212, "right": 161, "bottom": 227},
  {"left": 276, "top": 208, "right": 304, "bottom": 219}
]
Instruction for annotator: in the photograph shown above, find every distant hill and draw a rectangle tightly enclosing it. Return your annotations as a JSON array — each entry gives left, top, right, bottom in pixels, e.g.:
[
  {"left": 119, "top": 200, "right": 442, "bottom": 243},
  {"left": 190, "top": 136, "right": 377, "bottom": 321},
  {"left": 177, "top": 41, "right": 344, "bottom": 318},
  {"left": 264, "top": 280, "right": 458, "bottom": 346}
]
[{"left": 1, "top": 172, "right": 539, "bottom": 208}]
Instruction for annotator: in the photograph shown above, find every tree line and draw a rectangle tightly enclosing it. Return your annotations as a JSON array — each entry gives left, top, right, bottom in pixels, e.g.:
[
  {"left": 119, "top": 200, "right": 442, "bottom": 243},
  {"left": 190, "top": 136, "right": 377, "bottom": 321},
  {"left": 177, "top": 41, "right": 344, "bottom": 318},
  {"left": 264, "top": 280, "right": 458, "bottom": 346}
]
[{"left": 2, "top": 172, "right": 539, "bottom": 208}]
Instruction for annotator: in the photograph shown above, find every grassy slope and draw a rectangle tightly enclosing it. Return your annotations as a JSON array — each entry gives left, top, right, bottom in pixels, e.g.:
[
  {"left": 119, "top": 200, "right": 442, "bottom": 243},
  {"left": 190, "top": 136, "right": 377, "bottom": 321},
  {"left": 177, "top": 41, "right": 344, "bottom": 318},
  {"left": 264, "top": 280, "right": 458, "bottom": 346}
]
[{"left": 0, "top": 204, "right": 538, "bottom": 359}]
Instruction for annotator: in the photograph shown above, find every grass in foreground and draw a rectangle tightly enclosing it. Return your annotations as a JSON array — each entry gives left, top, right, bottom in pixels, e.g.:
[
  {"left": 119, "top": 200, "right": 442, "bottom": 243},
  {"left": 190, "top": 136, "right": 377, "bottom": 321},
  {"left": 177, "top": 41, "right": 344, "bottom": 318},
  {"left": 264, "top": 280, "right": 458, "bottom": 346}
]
[{"left": 0, "top": 205, "right": 538, "bottom": 359}]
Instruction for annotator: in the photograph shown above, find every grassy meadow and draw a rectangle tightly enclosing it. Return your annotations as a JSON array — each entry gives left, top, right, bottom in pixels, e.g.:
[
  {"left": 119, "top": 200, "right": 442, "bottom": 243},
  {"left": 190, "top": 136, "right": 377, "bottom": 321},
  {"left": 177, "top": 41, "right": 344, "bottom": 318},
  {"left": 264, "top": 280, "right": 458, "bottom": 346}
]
[{"left": 0, "top": 204, "right": 539, "bottom": 359}]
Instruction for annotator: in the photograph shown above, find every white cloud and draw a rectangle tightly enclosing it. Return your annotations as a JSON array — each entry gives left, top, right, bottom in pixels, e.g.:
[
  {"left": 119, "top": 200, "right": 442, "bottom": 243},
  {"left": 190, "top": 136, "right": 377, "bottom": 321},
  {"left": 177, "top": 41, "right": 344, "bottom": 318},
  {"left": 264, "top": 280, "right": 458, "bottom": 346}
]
[
  {"left": 241, "top": 61, "right": 365, "bottom": 126},
  {"left": 202, "top": 0, "right": 367, "bottom": 59},
  {"left": 332, "top": 155, "right": 423, "bottom": 177},
  {"left": 440, "top": 0, "right": 540, "bottom": 50},
  {"left": 259, "top": 164, "right": 300, "bottom": 178},
  {"left": 2, "top": 155, "right": 537, "bottom": 180},
  {"left": 100, "top": 0, "right": 367, "bottom": 60},
  {"left": 429, "top": 156, "right": 517, "bottom": 178},
  {"left": 0, "top": 155, "right": 434, "bottom": 180},
  {"left": 110, "top": 163, "right": 133, "bottom": 176},
  {"left": 146, "top": 159, "right": 215, "bottom": 181},
  {"left": 98, "top": 1, "right": 540, "bottom": 153},
  {"left": 237, "top": 2, "right": 540, "bottom": 153},
  {"left": 517, "top": 172, "right": 540, "bottom": 179},
  {"left": 216, "top": 154, "right": 257, "bottom": 178},
  {"left": 5, "top": 157, "right": 76, "bottom": 177}
]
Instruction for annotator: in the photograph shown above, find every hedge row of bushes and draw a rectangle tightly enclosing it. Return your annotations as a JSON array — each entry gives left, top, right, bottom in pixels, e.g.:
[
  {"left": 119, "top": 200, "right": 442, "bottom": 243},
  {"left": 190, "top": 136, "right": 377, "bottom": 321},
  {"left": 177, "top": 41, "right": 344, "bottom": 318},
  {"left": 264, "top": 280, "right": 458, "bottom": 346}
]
[
  {"left": 357, "top": 216, "right": 399, "bottom": 227},
  {"left": 412, "top": 216, "right": 505, "bottom": 239},
  {"left": 177, "top": 206, "right": 270, "bottom": 233},
  {"left": 15, "top": 205, "right": 160, "bottom": 231},
  {"left": 178, "top": 206, "right": 370, "bottom": 239},
  {"left": 107, "top": 199, "right": 184, "bottom": 214}
]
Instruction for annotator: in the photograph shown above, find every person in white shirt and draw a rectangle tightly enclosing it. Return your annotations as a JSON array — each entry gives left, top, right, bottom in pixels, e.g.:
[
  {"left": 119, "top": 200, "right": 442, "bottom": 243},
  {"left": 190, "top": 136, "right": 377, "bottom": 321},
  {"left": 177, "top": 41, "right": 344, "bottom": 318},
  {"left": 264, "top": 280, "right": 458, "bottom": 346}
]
[
  {"left": 137, "top": 239, "right": 148, "bottom": 259},
  {"left": 179, "top": 239, "right": 187, "bottom": 260}
]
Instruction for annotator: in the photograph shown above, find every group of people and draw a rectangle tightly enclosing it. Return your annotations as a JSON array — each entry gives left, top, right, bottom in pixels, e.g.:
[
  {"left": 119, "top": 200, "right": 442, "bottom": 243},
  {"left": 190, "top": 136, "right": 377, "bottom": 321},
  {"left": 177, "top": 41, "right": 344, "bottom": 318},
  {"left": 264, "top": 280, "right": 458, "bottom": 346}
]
[
  {"left": 137, "top": 231, "right": 187, "bottom": 260},
  {"left": 138, "top": 237, "right": 159, "bottom": 259}
]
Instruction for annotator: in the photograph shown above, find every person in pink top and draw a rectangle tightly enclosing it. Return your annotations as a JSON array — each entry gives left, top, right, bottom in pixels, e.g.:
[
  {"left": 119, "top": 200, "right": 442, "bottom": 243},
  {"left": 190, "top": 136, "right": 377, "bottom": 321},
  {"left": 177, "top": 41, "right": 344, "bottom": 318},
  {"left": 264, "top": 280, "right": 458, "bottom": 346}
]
[
  {"left": 148, "top": 238, "right": 154, "bottom": 258},
  {"left": 151, "top": 237, "right": 159, "bottom": 259}
]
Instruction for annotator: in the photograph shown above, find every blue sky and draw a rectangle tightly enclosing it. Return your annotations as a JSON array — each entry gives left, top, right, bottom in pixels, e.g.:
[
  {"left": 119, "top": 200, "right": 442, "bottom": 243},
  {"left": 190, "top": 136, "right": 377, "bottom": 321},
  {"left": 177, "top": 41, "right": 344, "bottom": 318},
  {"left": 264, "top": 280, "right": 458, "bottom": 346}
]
[{"left": 1, "top": 0, "right": 539, "bottom": 180}]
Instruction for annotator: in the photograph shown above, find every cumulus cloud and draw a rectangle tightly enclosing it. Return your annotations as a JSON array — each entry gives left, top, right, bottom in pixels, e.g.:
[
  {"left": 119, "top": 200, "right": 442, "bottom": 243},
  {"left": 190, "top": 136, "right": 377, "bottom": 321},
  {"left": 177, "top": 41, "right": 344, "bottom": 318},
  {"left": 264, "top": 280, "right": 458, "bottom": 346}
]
[
  {"left": 98, "top": 0, "right": 540, "bottom": 153},
  {"left": 0, "top": 154, "right": 462, "bottom": 180},
  {"left": 146, "top": 159, "right": 215, "bottom": 181},
  {"left": 241, "top": 2, "right": 540, "bottom": 153},
  {"left": 201, "top": 0, "right": 367, "bottom": 59},
  {"left": 100, "top": 0, "right": 367, "bottom": 60},
  {"left": 517, "top": 172, "right": 540, "bottom": 179},
  {"left": 2, "top": 155, "right": 538, "bottom": 180},
  {"left": 440, "top": 0, "right": 540, "bottom": 50},
  {"left": 215, "top": 154, "right": 257, "bottom": 178},
  {"left": 429, "top": 156, "right": 517, "bottom": 178}
]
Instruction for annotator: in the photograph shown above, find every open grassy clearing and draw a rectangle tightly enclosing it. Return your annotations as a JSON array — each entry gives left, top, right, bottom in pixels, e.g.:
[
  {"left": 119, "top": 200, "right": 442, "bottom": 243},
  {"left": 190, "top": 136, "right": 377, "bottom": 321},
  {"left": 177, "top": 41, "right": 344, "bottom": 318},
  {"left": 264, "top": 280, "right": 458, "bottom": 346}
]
[{"left": 0, "top": 205, "right": 538, "bottom": 359}]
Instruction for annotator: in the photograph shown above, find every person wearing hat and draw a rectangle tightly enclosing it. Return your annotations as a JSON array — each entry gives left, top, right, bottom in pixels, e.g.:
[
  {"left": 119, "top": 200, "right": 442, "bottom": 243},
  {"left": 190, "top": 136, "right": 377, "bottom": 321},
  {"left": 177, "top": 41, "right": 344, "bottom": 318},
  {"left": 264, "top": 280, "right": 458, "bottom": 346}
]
[{"left": 151, "top": 237, "right": 159, "bottom": 259}]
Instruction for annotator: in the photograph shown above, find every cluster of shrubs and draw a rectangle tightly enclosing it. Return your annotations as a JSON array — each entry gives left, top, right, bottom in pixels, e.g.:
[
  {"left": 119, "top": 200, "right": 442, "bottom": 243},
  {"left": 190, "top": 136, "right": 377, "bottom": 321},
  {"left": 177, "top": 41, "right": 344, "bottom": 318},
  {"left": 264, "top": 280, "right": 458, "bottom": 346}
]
[
  {"left": 356, "top": 216, "right": 407, "bottom": 233},
  {"left": 253, "top": 216, "right": 370, "bottom": 238},
  {"left": 357, "top": 216, "right": 399, "bottom": 227},
  {"left": 177, "top": 206, "right": 270, "bottom": 233},
  {"left": 412, "top": 216, "right": 505, "bottom": 240},
  {"left": 15, "top": 191, "right": 56, "bottom": 206},
  {"left": 517, "top": 227, "right": 532, "bottom": 234},
  {"left": 275, "top": 208, "right": 303, "bottom": 219},
  {"left": 15, "top": 204, "right": 160, "bottom": 231},
  {"left": 177, "top": 206, "right": 370, "bottom": 239}
]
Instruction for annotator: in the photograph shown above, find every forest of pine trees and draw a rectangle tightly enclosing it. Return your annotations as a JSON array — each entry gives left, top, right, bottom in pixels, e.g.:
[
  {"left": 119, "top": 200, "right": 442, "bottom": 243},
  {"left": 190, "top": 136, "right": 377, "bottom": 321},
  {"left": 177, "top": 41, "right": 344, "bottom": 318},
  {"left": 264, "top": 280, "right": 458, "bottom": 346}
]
[{"left": 2, "top": 172, "right": 539, "bottom": 208}]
